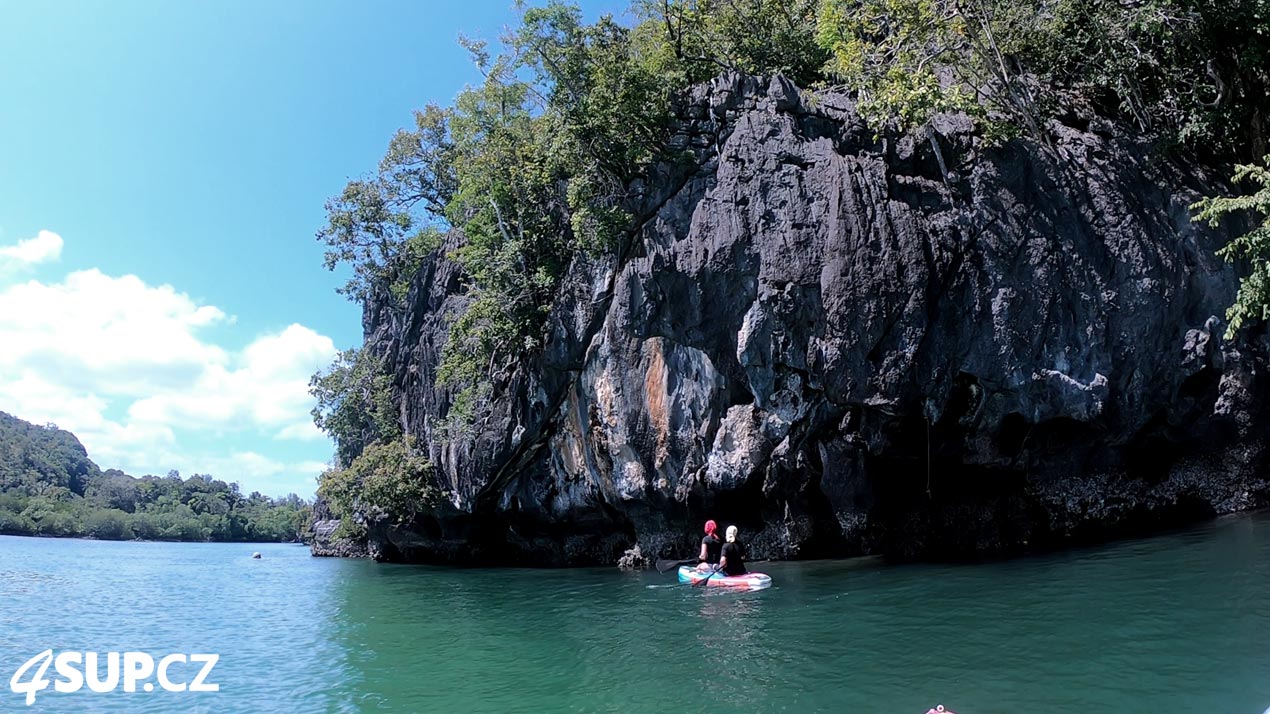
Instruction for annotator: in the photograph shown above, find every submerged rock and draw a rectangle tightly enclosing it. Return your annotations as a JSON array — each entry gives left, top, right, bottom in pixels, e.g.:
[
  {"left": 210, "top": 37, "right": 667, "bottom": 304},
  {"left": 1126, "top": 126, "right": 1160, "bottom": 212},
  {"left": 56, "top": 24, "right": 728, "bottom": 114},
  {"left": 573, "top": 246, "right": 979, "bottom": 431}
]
[{"left": 333, "top": 73, "right": 1270, "bottom": 566}]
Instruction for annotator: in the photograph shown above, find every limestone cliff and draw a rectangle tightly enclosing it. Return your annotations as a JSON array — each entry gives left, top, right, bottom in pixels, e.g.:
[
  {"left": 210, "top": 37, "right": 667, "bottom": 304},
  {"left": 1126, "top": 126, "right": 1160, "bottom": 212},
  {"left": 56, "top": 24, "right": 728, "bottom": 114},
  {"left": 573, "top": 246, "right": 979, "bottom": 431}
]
[{"left": 313, "top": 73, "right": 1269, "bottom": 565}]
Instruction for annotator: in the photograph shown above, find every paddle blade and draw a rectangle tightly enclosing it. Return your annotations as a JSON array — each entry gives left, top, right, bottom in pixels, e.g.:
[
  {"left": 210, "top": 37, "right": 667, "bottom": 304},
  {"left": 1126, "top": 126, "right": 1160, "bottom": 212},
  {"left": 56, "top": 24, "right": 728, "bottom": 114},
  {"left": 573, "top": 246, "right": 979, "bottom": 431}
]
[{"left": 655, "top": 558, "right": 694, "bottom": 574}]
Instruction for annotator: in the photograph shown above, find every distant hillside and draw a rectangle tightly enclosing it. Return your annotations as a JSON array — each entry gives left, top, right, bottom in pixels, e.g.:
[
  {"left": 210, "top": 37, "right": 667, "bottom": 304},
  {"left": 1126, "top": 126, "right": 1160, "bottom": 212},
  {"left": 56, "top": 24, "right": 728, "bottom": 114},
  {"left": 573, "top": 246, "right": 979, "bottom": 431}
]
[
  {"left": 0, "top": 411, "right": 312, "bottom": 543},
  {"left": 0, "top": 411, "right": 100, "bottom": 494}
]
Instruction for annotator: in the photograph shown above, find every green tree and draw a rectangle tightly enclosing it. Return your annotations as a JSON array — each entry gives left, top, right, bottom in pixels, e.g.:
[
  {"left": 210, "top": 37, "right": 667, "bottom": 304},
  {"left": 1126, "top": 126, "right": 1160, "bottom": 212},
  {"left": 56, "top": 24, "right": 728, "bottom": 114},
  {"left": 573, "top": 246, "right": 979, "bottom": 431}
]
[
  {"left": 813, "top": 0, "right": 1269, "bottom": 154},
  {"left": 317, "top": 437, "right": 440, "bottom": 538},
  {"left": 318, "top": 104, "right": 455, "bottom": 304},
  {"left": 310, "top": 347, "right": 401, "bottom": 466},
  {"left": 1193, "top": 155, "right": 1270, "bottom": 337},
  {"left": 84, "top": 509, "right": 132, "bottom": 540},
  {"left": 0, "top": 511, "right": 36, "bottom": 535},
  {"left": 1021, "top": 0, "right": 1270, "bottom": 157},
  {"left": 815, "top": 0, "right": 1039, "bottom": 135},
  {"left": 127, "top": 512, "right": 161, "bottom": 540},
  {"left": 634, "top": 0, "right": 827, "bottom": 86}
]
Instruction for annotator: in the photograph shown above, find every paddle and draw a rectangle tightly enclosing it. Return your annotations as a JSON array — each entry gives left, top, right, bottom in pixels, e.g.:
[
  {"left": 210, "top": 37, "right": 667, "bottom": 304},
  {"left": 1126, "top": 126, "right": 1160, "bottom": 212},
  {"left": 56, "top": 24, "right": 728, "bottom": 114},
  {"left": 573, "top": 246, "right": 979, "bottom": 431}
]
[
  {"left": 693, "top": 566, "right": 722, "bottom": 587},
  {"left": 655, "top": 558, "right": 700, "bottom": 574}
]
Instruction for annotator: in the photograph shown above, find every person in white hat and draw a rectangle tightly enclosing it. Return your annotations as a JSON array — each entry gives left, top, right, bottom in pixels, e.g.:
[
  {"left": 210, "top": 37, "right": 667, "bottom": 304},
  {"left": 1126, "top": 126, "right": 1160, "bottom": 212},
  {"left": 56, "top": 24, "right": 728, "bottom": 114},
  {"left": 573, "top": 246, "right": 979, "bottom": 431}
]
[{"left": 718, "top": 525, "right": 748, "bottom": 576}]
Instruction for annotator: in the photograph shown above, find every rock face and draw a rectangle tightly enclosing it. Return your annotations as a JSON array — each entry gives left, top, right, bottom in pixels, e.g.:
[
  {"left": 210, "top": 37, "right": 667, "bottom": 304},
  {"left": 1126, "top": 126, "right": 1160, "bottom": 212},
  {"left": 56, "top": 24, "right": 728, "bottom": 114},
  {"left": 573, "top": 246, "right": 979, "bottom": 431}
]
[
  {"left": 315, "top": 73, "right": 1270, "bottom": 565},
  {"left": 310, "top": 498, "right": 368, "bottom": 558}
]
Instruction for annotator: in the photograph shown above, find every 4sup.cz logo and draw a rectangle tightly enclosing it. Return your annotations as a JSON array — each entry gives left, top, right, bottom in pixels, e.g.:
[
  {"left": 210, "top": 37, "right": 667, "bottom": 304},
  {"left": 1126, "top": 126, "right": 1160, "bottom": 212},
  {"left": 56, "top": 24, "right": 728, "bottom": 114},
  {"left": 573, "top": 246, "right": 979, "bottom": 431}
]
[{"left": 8, "top": 650, "right": 219, "bottom": 706}]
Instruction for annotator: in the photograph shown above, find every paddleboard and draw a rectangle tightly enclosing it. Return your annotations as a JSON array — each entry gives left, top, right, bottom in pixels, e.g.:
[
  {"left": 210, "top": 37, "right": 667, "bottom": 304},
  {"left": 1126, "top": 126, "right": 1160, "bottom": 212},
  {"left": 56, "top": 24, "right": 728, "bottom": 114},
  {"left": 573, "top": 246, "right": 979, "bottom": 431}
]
[{"left": 677, "top": 566, "right": 771, "bottom": 590}]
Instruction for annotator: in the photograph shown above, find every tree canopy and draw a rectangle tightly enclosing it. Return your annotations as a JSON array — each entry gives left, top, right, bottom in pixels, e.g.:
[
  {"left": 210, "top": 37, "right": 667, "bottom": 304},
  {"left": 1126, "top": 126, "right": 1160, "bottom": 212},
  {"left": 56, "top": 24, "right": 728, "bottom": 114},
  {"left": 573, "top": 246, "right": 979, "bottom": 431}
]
[
  {"left": 1193, "top": 155, "right": 1270, "bottom": 338},
  {"left": 316, "top": 436, "right": 442, "bottom": 539},
  {"left": 0, "top": 412, "right": 312, "bottom": 543}
]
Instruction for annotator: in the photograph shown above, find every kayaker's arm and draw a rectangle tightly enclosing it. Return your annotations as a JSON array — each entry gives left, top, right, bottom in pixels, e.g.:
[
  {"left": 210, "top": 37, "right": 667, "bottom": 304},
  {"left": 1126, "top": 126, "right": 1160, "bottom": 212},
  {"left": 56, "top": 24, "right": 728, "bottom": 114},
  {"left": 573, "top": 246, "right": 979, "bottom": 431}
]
[{"left": 698, "top": 541, "right": 708, "bottom": 562}]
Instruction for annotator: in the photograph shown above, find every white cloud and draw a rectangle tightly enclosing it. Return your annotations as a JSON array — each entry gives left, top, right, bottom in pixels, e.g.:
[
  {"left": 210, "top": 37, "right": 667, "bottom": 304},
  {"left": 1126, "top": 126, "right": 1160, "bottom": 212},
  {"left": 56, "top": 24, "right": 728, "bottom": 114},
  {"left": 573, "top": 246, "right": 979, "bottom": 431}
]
[
  {"left": 190, "top": 452, "right": 329, "bottom": 496},
  {"left": 0, "top": 230, "right": 63, "bottom": 272},
  {"left": 275, "top": 420, "right": 326, "bottom": 442},
  {"left": 127, "top": 323, "right": 336, "bottom": 431},
  {"left": 0, "top": 253, "right": 340, "bottom": 496},
  {"left": 0, "top": 269, "right": 230, "bottom": 394}
]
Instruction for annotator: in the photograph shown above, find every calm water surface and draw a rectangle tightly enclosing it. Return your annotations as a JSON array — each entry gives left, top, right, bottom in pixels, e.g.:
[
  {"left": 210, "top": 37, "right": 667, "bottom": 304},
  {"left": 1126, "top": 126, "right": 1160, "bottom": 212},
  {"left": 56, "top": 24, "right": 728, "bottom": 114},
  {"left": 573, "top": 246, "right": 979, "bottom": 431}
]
[{"left": 3, "top": 513, "right": 1270, "bottom": 713}]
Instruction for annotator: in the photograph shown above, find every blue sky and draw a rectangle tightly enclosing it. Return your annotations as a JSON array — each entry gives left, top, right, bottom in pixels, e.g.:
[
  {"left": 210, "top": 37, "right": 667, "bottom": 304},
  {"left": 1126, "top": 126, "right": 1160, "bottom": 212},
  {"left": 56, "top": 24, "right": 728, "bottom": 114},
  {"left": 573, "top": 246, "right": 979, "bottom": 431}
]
[{"left": 0, "top": 0, "right": 624, "bottom": 497}]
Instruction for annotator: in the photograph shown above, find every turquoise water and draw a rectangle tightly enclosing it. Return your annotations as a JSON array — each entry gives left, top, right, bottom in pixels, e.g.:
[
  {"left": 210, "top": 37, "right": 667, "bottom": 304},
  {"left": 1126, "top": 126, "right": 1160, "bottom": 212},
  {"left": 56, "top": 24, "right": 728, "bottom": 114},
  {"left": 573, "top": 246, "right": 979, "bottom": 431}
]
[{"left": 3, "top": 514, "right": 1270, "bottom": 713}]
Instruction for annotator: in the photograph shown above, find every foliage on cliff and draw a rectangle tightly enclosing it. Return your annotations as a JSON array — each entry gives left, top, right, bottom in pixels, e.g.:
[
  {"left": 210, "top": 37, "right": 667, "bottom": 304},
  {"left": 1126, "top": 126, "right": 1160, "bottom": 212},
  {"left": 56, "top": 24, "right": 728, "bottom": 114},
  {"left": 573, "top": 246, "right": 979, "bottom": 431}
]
[
  {"left": 316, "top": 437, "right": 441, "bottom": 539},
  {"left": 815, "top": 0, "right": 1270, "bottom": 151},
  {"left": 310, "top": 347, "right": 402, "bottom": 467},
  {"left": 313, "top": 0, "right": 1270, "bottom": 466},
  {"left": 1193, "top": 155, "right": 1270, "bottom": 337},
  {"left": 0, "top": 411, "right": 311, "bottom": 542}
]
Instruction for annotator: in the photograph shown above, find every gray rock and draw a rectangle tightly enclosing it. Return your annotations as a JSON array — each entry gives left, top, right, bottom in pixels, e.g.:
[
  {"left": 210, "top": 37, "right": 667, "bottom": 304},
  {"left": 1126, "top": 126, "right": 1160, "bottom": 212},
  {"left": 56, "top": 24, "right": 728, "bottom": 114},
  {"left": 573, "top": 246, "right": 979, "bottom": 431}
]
[{"left": 616, "top": 544, "right": 649, "bottom": 570}]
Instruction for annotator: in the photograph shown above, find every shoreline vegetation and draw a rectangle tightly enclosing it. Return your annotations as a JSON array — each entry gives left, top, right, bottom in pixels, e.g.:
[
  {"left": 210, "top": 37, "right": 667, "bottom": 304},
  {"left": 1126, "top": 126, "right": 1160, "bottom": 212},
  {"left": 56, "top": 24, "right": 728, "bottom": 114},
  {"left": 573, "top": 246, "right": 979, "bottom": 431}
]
[{"left": 0, "top": 411, "right": 312, "bottom": 544}]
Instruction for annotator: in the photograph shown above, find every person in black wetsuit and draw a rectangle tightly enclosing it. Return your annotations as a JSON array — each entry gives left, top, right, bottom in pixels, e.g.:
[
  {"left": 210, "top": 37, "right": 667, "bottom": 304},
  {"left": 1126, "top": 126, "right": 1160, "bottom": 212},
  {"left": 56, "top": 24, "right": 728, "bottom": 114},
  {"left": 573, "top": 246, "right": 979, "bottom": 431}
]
[
  {"left": 718, "top": 525, "right": 747, "bottom": 576},
  {"left": 697, "top": 519, "right": 722, "bottom": 570}
]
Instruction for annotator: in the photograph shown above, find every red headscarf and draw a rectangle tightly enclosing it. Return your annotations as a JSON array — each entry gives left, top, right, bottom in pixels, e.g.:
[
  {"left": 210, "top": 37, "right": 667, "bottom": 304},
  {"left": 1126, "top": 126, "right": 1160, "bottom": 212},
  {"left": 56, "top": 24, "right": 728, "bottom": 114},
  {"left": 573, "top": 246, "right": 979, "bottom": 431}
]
[{"left": 704, "top": 520, "right": 718, "bottom": 537}]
